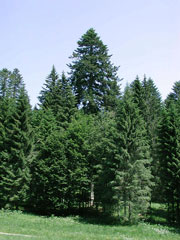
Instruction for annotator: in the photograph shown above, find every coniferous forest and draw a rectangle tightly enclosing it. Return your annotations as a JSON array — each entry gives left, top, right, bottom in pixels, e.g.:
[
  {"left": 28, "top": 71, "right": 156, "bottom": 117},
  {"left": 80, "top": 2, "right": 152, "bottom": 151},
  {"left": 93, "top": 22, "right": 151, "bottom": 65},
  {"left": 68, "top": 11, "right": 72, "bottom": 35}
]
[{"left": 0, "top": 28, "right": 180, "bottom": 224}]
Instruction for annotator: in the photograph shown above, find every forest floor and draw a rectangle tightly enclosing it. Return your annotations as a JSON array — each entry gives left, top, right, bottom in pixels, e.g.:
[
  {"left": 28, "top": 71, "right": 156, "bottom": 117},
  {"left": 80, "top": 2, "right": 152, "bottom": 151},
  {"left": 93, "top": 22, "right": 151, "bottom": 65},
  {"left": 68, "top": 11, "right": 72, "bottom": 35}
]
[{"left": 0, "top": 204, "right": 179, "bottom": 240}]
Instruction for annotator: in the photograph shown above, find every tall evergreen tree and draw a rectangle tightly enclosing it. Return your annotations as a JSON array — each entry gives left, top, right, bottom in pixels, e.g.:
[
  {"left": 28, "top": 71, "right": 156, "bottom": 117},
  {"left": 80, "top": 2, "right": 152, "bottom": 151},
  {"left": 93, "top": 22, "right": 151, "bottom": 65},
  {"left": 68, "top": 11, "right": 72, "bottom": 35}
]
[
  {"left": 0, "top": 68, "right": 23, "bottom": 99},
  {"left": 54, "top": 72, "right": 77, "bottom": 127},
  {"left": 94, "top": 111, "right": 118, "bottom": 213},
  {"left": 96, "top": 87, "right": 152, "bottom": 221},
  {"left": 65, "top": 112, "right": 96, "bottom": 209},
  {"left": 38, "top": 67, "right": 76, "bottom": 127},
  {"left": 131, "top": 76, "right": 162, "bottom": 201},
  {"left": 0, "top": 86, "right": 32, "bottom": 209},
  {"left": 159, "top": 103, "right": 180, "bottom": 223},
  {"left": 130, "top": 76, "right": 144, "bottom": 112},
  {"left": 159, "top": 82, "right": 180, "bottom": 223},
  {"left": 9, "top": 68, "right": 24, "bottom": 98},
  {"left": 115, "top": 87, "right": 152, "bottom": 221},
  {"left": 0, "top": 68, "right": 12, "bottom": 98},
  {"left": 68, "top": 28, "right": 120, "bottom": 114},
  {"left": 166, "top": 81, "right": 180, "bottom": 104},
  {"left": 38, "top": 65, "right": 59, "bottom": 108}
]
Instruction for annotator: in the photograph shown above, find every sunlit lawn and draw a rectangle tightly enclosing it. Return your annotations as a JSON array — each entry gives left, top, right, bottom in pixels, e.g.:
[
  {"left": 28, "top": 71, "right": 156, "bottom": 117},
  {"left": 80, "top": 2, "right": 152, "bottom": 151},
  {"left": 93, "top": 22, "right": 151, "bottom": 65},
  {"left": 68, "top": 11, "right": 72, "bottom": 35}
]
[{"left": 0, "top": 204, "right": 179, "bottom": 240}]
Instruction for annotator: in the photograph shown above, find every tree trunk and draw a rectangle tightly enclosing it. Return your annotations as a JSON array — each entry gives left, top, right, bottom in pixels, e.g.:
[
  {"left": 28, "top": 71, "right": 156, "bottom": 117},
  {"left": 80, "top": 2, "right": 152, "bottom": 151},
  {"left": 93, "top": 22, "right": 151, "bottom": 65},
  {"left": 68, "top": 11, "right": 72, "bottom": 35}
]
[{"left": 90, "top": 182, "right": 94, "bottom": 206}]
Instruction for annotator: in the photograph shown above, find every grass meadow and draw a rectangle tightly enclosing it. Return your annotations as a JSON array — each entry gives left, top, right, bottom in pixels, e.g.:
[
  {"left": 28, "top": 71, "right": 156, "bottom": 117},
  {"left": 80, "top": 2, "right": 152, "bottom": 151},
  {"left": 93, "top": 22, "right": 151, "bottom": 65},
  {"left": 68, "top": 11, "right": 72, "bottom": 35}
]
[{"left": 0, "top": 204, "right": 179, "bottom": 240}]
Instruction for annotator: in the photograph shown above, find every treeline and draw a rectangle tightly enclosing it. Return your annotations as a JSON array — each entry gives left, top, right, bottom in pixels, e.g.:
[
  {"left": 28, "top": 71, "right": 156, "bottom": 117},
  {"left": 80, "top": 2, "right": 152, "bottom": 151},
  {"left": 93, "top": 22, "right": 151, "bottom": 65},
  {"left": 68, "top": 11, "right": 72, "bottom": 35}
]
[{"left": 0, "top": 28, "right": 180, "bottom": 223}]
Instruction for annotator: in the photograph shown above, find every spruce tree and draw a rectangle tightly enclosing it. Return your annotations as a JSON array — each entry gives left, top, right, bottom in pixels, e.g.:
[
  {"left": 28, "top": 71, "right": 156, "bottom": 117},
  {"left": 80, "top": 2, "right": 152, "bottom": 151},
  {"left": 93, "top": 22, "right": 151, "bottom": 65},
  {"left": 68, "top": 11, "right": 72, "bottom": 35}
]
[
  {"left": 29, "top": 108, "right": 69, "bottom": 213},
  {"left": 130, "top": 76, "right": 144, "bottom": 112},
  {"left": 0, "top": 68, "right": 11, "bottom": 98},
  {"left": 38, "top": 67, "right": 76, "bottom": 127},
  {"left": 96, "top": 87, "right": 152, "bottom": 221},
  {"left": 9, "top": 68, "right": 24, "bottom": 98},
  {"left": 131, "top": 76, "right": 162, "bottom": 202},
  {"left": 166, "top": 81, "right": 180, "bottom": 104},
  {"left": 54, "top": 72, "right": 77, "bottom": 127},
  {"left": 0, "top": 86, "right": 32, "bottom": 209},
  {"left": 0, "top": 68, "right": 23, "bottom": 99},
  {"left": 38, "top": 65, "right": 59, "bottom": 108},
  {"left": 65, "top": 112, "right": 95, "bottom": 209},
  {"left": 159, "top": 89, "right": 180, "bottom": 223},
  {"left": 116, "top": 87, "right": 152, "bottom": 221},
  {"left": 68, "top": 28, "right": 120, "bottom": 114},
  {"left": 94, "top": 111, "right": 118, "bottom": 213}
]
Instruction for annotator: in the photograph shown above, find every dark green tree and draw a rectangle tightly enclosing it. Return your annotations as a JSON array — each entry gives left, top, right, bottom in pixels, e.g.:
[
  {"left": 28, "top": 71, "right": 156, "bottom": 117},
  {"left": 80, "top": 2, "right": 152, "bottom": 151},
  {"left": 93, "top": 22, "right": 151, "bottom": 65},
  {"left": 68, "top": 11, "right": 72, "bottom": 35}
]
[
  {"left": 30, "top": 108, "right": 64, "bottom": 212},
  {"left": 0, "top": 68, "right": 23, "bottom": 99},
  {"left": 54, "top": 72, "right": 77, "bottom": 127},
  {"left": 166, "top": 81, "right": 180, "bottom": 104},
  {"left": 159, "top": 82, "right": 180, "bottom": 223},
  {"left": 0, "top": 68, "right": 12, "bottom": 98},
  {"left": 96, "top": 87, "right": 152, "bottom": 222},
  {"left": 131, "top": 76, "right": 162, "bottom": 202},
  {"left": 94, "top": 111, "right": 118, "bottom": 213},
  {"left": 68, "top": 28, "right": 120, "bottom": 114},
  {"left": 0, "top": 86, "right": 32, "bottom": 209},
  {"left": 159, "top": 103, "right": 180, "bottom": 223},
  {"left": 115, "top": 87, "right": 152, "bottom": 221},
  {"left": 38, "top": 65, "right": 59, "bottom": 108},
  {"left": 9, "top": 68, "right": 24, "bottom": 98},
  {"left": 65, "top": 112, "right": 96, "bottom": 209},
  {"left": 38, "top": 67, "right": 76, "bottom": 127},
  {"left": 130, "top": 76, "right": 144, "bottom": 112},
  {"left": 30, "top": 128, "right": 67, "bottom": 213}
]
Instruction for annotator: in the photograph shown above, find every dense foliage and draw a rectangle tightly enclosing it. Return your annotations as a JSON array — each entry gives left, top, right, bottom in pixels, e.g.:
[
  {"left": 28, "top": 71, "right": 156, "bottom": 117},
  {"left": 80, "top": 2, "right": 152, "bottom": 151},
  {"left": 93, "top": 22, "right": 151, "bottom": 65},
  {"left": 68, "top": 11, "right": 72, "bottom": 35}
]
[{"left": 0, "top": 29, "right": 179, "bottom": 223}]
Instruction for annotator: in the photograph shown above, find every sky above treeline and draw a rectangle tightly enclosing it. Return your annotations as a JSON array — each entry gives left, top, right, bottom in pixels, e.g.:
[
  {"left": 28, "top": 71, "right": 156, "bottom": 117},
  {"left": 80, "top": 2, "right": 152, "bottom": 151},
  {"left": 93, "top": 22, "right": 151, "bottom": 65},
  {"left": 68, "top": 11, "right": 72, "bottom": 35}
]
[{"left": 0, "top": 0, "right": 179, "bottom": 106}]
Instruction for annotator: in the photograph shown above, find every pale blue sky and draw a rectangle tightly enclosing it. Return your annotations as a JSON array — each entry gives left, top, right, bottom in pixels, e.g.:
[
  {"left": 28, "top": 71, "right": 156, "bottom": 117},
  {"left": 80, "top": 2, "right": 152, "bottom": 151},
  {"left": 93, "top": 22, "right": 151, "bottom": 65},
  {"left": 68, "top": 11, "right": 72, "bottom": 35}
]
[{"left": 0, "top": 0, "right": 179, "bottom": 106}]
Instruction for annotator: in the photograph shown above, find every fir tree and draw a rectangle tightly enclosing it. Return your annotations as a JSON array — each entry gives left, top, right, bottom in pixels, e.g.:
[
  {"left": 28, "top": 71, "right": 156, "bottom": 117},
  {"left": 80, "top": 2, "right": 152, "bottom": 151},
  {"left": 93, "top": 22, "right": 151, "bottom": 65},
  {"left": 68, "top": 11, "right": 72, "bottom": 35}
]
[
  {"left": 115, "top": 87, "right": 152, "bottom": 221},
  {"left": 30, "top": 127, "right": 67, "bottom": 213},
  {"left": 97, "top": 87, "right": 152, "bottom": 221},
  {"left": 9, "top": 68, "right": 24, "bottom": 98},
  {"left": 0, "top": 86, "right": 32, "bottom": 209},
  {"left": 65, "top": 112, "right": 95, "bottom": 209},
  {"left": 0, "top": 68, "right": 11, "bottom": 98},
  {"left": 130, "top": 76, "right": 144, "bottom": 112},
  {"left": 159, "top": 95, "right": 180, "bottom": 223},
  {"left": 131, "top": 76, "right": 162, "bottom": 202},
  {"left": 0, "top": 68, "right": 23, "bottom": 99},
  {"left": 38, "top": 65, "right": 59, "bottom": 108},
  {"left": 166, "top": 81, "right": 180, "bottom": 104},
  {"left": 68, "top": 28, "right": 120, "bottom": 114},
  {"left": 38, "top": 67, "right": 76, "bottom": 127},
  {"left": 94, "top": 111, "right": 118, "bottom": 213},
  {"left": 54, "top": 72, "right": 77, "bottom": 127}
]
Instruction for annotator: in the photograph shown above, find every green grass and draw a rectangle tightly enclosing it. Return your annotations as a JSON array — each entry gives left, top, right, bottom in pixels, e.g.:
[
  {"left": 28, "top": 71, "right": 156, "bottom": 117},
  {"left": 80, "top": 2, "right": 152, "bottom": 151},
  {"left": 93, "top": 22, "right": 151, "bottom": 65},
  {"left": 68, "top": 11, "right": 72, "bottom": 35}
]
[
  {"left": 0, "top": 206, "right": 179, "bottom": 240},
  {"left": 147, "top": 203, "right": 168, "bottom": 224}
]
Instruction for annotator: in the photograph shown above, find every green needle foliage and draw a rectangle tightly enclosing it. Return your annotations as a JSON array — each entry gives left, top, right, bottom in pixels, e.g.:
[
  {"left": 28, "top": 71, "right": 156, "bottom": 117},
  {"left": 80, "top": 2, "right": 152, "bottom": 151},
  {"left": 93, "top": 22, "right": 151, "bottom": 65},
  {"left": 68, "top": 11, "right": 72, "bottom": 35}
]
[
  {"left": 68, "top": 28, "right": 120, "bottom": 114},
  {"left": 29, "top": 108, "right": 66, "bottom": 213},
  {"left": 65, "top": 112, "right": 96, "bottom": 209},
  {"left": 0, "top": 83, "right": 32, "bottom": 209},
  {"left": 115, "top": 87, "right": 152, "bottom": 221},
  {"left": 39, "top": 66, "right": 77, "bottom": 127},
  {"left": 0, "top": 30, "right": 179, "bottom": 226},
  {"left": 96, "top": 87, "right": 152, "bottom": 221},
  {"left": 30, "top": 128, "right": 67, "bottom": 214},
  {"left": 94, "top": 111, "right": 118, "bottom": 213},
  {"left": 159, "top": 84, "right": 180, "bottom": 223},
  {"left": 131, "top": 76, "right": 162, "bottom": 202}
]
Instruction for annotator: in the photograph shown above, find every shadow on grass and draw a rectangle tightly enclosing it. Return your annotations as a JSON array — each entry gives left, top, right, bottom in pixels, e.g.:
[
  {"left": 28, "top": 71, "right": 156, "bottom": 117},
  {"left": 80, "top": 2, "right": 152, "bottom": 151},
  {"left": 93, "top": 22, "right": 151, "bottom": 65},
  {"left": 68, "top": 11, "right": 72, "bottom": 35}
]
[
  {"left": 147, "top": 205, "right": 167, "bottom": 225},
  {"left": 72, "top": 208, "right": 137, "bottom": 226},
  {"left": 146, "top": 204, "right": 180, "bottom": 235},
  {"left": 23, "top": 204, "right": 180, "bottom": 233},
  {"left": 75, "top": 215, "right": 123, "bottom": 226}
]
